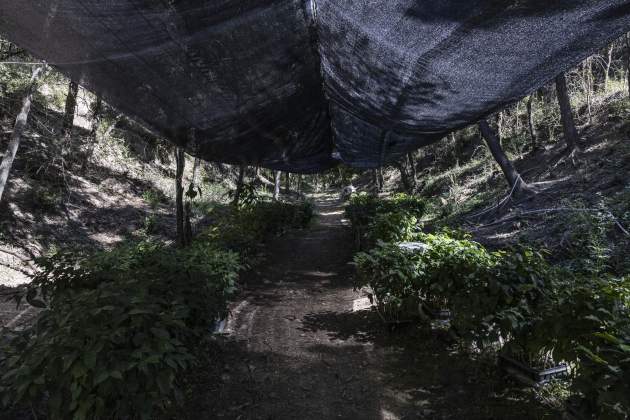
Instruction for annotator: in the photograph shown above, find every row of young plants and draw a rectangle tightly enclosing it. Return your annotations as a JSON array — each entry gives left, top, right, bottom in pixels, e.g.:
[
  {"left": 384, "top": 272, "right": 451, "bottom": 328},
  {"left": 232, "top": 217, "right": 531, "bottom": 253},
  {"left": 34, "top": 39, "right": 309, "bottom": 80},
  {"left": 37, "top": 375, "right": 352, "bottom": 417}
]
[
  {"left": 346, "top": 193, "right": 630, "bottom": 419},
  {"left": 345, "top": 193, "right": 427, "bottom": 249},
  {"left": 0, "top": 199, "right": 314, "bottom": 420}
]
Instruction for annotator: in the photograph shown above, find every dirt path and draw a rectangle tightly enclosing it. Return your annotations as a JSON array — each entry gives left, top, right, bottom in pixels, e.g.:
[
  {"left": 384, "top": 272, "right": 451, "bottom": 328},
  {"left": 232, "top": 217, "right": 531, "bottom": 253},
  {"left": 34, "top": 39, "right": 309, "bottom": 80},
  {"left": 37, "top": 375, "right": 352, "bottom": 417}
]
[{"left": 185, "top": 195, "right": 557, "bottom": 420}]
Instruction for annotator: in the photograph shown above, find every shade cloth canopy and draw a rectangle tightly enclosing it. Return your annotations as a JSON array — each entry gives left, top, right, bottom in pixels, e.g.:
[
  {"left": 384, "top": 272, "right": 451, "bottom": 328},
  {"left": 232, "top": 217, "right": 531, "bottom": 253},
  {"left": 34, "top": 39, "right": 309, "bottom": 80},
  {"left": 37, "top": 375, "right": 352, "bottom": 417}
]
[{"left": 1, "top": 0, "right": 629, "bottom": 172}]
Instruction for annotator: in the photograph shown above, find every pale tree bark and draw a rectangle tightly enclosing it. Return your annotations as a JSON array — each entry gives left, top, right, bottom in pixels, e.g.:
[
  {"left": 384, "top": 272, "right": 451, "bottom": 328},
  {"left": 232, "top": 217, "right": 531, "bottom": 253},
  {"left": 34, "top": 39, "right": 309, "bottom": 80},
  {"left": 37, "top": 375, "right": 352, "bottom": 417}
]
[
  {"left": 582, "top": 58, "right": 593, "bottom": 122},
  {"left": 273, "top": 171, "right": 281, "bottom": 201},
  {"left": 514, "top": 101, "right": 521, "bottom": 135},
  {"left": 555, "top": 73, "right": 579, "bottom": 152},
  {"left": 625, "top": 33, "right": 630, "bottom": 97},
  {"left": 61, "top": 80, "right": 79, "bottom": 136},
  {"left": 479, "top": 120, "right": 530, "bottom": 196},
  {"left": 526, "top": 95, "right": 538, "bottom": 151},
  {"left": 175, "top": 147, "right": 186, "bottom": 247},
  {"left": 0, "top": 64, "right": 46, "bottom": 204},
  {"left": 605, "top": 44, "right": 614, "bottom": 91},
  {"left": 496, "top": 111, "right": 504, "bottom": 148}
]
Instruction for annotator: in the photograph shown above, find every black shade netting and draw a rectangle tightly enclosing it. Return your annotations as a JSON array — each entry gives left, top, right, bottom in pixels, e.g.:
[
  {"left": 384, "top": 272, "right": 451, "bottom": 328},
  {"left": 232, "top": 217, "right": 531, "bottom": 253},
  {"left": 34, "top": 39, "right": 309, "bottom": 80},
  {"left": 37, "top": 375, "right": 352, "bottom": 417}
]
[{"left": 1, "top": 1, "right": 629, "bottom": 172}]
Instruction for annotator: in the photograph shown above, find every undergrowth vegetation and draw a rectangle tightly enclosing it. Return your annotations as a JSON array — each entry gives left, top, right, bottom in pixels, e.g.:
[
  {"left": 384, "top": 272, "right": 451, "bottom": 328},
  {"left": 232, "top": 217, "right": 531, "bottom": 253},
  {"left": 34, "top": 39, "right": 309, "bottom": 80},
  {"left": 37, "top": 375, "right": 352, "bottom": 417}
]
[
  {"left": 347, "top": 193, "right": 630, "bottom": 419},
  {"left": 0, "top": 199, "right": 314, "bottom": 419},
  {"left": 345, "top": 193, "right": 426, "bottom": 249}
]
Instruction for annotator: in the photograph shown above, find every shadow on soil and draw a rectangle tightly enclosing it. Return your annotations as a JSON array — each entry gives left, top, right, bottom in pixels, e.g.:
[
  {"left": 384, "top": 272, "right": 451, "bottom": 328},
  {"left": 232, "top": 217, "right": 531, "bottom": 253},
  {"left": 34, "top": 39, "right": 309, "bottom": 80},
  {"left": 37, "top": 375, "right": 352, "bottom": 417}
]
[{"left": 178, "top": 196, "right": 558, "bottom": 420}]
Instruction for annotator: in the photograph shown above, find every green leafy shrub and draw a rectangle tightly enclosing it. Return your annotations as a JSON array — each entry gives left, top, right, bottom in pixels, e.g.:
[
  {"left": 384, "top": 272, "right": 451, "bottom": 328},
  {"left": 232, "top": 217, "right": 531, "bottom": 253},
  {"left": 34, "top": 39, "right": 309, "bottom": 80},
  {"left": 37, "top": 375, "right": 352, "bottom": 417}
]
[
  {"left": 346, "top": 193, "right": 426, "bottom": 249},
  {"left": 143, "top": 214, "right": 158, "bottom": 234},
  {"left": 248, "top": 200, "right": 314, "bottom": 235},
  {"left": 141, "top": 189, "right": 166, "bottom": 209},
  {"left": 354, "top": 242, "right": 425, "bottom": 320},
  {"left": 575, "top": 327, "right": 630, "bottom": 419},
  {"left": 540, "top": 276, "right": 630, "bottom": 418},
  {"left": 196, "top": 200, "right": 315, "bottom": 270},
  {"left": 366, "top": 211, "right": 419, "bottom": 245},
  {"left": 354, "top": 230, "right": 558, "bottom": 347},
  {"left": 226, "top": 182, "right": 260, "bottom": 209},
  {"left": 1, "top": 279, "right": 196, "bottom": 419},
  {"left": 0, "top": 239, "right": 241, "bottom": 420},
  {"left": 385, "top": 193, "right": 427, "bottom": 216},
  {"left": 354, "top": 227, "right": 630, "bottom": 416}
]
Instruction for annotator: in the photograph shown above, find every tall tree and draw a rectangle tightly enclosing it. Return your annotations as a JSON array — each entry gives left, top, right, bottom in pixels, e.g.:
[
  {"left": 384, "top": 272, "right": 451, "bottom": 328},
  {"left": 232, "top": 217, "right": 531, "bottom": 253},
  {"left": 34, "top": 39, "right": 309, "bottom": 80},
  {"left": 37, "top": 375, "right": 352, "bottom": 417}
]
[
  {"left": 604, "top": 44, "right": 614, "bottom": 91},
  {"left": 479, "top": 120, "right": 530, "bottom": 196},
  {"left": 378, "top": 168, "right": 384, "bottom": 192},
  {"left": 396, "top": 155, "right": 417, "bottom": 192},
  {"left": 582, "top": 58, "right": 593, "bottom": 122},
  {"left": 81, "top": 95, "right": 103, "bottom": 171},
  {"left": 175, "top": 147, "right": 186, "bottom": 247},
  {"left": 526, "top": 95, "right": 538, "bottom": 151},
  {"left": 555, "top": 73, "right": 579, "bottom": 152},
  {"left": 396, "top": 160, "right": 412, "bottom": 192},
  {"left": 0, "top": 64, "right": 46, "bottom": 204},
  {"left": 407, "top": 153, "right": 418, "bottom": 185},
  {"left": 184, "top": 157, "right": 200, "bottom": 246},
  {"left": 496, "top": 111, "right": 504, "bottom": 147},
  {"left": 284, "top": 172, "right": 290, "bottom": 194},
  {"left": 232, "top": 164, "right": 246, "bottom": 206},
  {"left": 273, "top": 170, "right": 281, "bottom": 201},
  {"left": 61, "top": 80, "right": 79, "bottom": 136},
  {"left": 451, "top": 132, "right": 463, "bottom": 164}
]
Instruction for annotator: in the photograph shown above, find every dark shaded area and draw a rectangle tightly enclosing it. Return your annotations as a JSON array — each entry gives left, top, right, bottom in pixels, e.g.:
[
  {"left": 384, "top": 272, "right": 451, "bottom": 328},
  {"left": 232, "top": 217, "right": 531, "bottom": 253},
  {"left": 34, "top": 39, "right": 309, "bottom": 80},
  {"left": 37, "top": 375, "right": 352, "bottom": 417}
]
[
  {"left": 179, "top": 197, "right": 558, "bottom": 419},
  {"left": 0, "top": 1, "right": 629, "bottom": 171}
]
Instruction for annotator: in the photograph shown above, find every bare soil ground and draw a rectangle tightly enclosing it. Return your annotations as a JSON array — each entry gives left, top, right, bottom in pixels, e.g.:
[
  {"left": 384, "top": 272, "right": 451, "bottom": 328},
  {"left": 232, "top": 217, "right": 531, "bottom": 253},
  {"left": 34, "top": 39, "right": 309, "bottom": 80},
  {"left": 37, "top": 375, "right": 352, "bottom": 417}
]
[{"left": 180, "top": 196, "right": 558, "bottom": 420}]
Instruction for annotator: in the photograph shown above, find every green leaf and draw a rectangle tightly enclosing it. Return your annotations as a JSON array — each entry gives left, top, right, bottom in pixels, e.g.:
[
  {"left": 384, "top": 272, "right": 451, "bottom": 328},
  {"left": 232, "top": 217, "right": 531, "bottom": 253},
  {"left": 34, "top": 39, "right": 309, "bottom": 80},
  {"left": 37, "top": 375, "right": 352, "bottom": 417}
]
[{"left": 110, "top": 370, "right": 123, "bottom": 380}]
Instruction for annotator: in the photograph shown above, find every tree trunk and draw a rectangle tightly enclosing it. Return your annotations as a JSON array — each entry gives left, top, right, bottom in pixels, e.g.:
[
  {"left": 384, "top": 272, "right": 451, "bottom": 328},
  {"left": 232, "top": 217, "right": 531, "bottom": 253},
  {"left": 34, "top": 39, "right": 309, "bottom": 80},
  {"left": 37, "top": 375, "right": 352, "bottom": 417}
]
[
  {"left": 175, "top": 147, "right": 186, "bottom": 247},
  {"left": 526, "top": 95, "right": 538, "bottom": 151},
  {"left": 396, "top": 160, "right": 411, "bottom": 192},
  {"left": 625, "top": 33, "right": 630, "bottom": 97},
  {"left": 605, "top": 44, "right": 614, "bottom": 91},
  {"left": 583, "top": 58, "right": 593, "bottom": 122},
  {"left": 377, "top": 168, "right": 384, "bottom": 192},
  {"left": 0, "top": 64, "right": 46, "bottom": 204},
  {"left": 451, "top": 132, "right": 463, "bottom": 164},
  {"left": 284, "top": 172, "right": 290, "bottom": 194},
  {"left": 61, "top": 80, "right": 79, "bottom": 136},
  {"left": 497, "top": 111, "right": 504, "bottom": 148},
  {"left": 273, "top": 170, "right": 281, "bottom": 201},
  {"left": 372, "top": 169, "right": 379, "bottom": 190},
  {"left": 407, "top": 153, "right": 417, "bottom": 186},
  {"left": 81, "top": 96, "right": 103, "bottom": 171},
  {"left": 184, "top": 157, "right": 200, "bottom": 246},
  {"left": 89, "top": 96, "right": 102, "bottom": 138},
  {"left": 555, "top": 73, "right": 579, "bottom": 152},
  {"left": 514, "top": 101, "right": 521, "bottom": 135},
  {"left": 479, "top": 120, "right": 530, "bottom": 196},
  {"left": 232, "top": 164, "right": 245, "bottom": 206}
]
